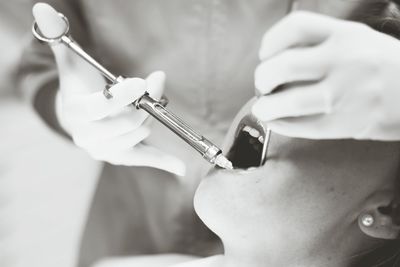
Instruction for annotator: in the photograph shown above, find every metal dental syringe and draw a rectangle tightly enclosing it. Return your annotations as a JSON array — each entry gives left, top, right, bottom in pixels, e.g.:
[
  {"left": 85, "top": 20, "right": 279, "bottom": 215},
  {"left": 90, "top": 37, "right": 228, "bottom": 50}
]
[{"left": 32, "top": 11, "right": 232, "bottom": 170}]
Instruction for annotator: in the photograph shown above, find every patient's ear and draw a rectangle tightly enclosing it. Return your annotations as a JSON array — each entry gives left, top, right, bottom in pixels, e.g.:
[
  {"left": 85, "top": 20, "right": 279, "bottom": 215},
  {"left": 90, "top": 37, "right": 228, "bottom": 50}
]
[{"left": 358, "top": 190, "right": 400, "bottom": 240}]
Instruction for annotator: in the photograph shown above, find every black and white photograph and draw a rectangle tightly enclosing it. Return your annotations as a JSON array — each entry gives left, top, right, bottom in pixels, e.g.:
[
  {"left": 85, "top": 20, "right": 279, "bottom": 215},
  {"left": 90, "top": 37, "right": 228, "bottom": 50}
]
[{"left": 2, "top": 0, "right": 400, "bottom": 266}]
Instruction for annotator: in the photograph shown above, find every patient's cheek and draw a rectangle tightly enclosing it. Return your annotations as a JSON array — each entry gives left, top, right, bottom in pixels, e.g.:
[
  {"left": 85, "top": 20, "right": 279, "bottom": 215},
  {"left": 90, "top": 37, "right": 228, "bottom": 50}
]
[
  {"left": 263, "top": 137, "right": 353, "bottom": 195},
  {"left": 266, "top": 135, "right": 323, "bottom": 163},
  {"left": 266, "top": 136, "right": 400, "bottom": 202}
]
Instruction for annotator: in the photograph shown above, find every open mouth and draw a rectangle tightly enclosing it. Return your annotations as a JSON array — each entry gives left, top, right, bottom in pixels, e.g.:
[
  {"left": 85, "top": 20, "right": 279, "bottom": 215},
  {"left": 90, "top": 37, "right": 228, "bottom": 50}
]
[{"left": 225, "top": 114, "right": 270, "bottom": 170}]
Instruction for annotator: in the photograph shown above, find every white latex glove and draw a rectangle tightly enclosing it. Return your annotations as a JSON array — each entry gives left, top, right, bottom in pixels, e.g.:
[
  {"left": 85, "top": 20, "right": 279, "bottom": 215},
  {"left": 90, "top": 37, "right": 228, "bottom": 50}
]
[
  {"left": 33, "top": 3, "right": 185, "bottom": 175},
  {"left": 253, "top": 11, "right": 400, "bottom": 141}
]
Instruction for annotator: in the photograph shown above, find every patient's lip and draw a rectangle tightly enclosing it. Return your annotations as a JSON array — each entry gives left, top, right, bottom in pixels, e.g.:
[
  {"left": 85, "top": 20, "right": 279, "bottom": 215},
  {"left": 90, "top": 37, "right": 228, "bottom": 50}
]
[
  {"left": 225, "top": 114, "right": 262, "bottom": 145},
  {"left": 226, "top": 114, "right": 269, "bottom": 168},
  {"left": 234, "top": 114, "right": 266, "bottom": 143},
  {"left": 207, "top": 165, "right": 259, "bottom": 177},
  {"left": 206, "top": 105, "right": 270, "bottom": 177}
]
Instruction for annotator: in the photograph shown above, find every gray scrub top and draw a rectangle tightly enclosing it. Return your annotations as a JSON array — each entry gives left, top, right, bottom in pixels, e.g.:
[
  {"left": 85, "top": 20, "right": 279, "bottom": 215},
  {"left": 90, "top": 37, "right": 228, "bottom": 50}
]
[{"left": 19, "top": 0, "right": 291, "bottom": 266}]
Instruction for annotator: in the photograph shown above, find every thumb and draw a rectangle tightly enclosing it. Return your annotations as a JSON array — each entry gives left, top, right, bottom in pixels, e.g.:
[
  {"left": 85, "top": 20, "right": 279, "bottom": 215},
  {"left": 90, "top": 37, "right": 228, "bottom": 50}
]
[
  {"left": 259, "top": 11, "right": 338, "bottom": 61},
  {"left": 33, "top": 3, "right": 104, "bottom": 94},
  {"left": 145, "top": 71, "right": 166, "bottom": 100}
]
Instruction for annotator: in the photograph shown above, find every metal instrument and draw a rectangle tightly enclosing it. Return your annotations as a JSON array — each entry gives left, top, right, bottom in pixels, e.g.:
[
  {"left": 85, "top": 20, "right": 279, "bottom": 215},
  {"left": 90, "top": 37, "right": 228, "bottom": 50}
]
[{"left": 256, "top": 0, "right": 299, "bottom": 166}]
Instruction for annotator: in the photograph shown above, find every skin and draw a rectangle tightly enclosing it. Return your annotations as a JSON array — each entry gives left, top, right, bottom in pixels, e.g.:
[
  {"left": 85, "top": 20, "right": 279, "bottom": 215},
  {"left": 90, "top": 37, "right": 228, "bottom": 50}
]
[
  {"left": 194, "top": 98, "right": 400, "bottom": 267},
  {"left": 190, "top": 2, "right": 380, "bottom": 267},
  {"left": 192, "top": 2, "right": 400, "bottom": 263},
  {"left": 95, "top": 1, "right": 387, "bottom": 266}
]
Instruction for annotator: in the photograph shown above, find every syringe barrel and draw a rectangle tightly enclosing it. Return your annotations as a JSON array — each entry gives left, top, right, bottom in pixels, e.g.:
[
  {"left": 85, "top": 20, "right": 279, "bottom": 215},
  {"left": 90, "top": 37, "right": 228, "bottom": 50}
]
[{"left": 136, "top": 94, "right": 221, "bottom": 163}]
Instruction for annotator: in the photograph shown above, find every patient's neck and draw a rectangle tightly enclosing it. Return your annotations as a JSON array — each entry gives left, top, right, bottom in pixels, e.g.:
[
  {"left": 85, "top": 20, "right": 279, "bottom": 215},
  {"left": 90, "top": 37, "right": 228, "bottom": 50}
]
[
  {"left": 222, "top": 247, "right": 344, "bottom": 267},
  {"left": 219, "top": 223, "right": 368, "bottom": 267}
]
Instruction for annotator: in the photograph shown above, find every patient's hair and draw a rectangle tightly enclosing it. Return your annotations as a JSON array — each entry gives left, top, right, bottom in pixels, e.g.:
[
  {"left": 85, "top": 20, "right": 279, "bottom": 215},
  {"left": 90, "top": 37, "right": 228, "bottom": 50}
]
[
  {"left": 349, "top": 2, "right": 400, "bottom": 266},
  {"left": 351, "top": 0, "right": 400, "bottom": 39}
]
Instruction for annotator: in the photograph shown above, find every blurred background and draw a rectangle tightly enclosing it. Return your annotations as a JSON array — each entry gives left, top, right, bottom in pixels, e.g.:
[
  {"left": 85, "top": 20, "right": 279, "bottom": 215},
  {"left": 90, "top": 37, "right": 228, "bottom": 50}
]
[{"left": 0, "top": 1, "right": 101, "bottom": 266}]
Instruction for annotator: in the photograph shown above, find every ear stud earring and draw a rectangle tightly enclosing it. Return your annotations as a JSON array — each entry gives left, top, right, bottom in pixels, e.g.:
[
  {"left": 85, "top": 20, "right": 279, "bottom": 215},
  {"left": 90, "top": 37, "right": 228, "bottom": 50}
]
[{"left": 361, "top": 214, "right": 375, "bottom": 227}]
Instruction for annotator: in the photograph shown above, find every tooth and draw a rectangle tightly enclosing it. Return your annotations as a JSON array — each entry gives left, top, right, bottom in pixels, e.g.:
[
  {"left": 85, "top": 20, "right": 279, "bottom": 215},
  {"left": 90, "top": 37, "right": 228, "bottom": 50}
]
[
  {"left": 242, "top": 126, "right": 252, "bottom": 133},
  {"left": 258, "top": 136, "right": 264, "bottom": 144},
  {"left": 249, "top": 128, "right": 260, "bottom": 138}
]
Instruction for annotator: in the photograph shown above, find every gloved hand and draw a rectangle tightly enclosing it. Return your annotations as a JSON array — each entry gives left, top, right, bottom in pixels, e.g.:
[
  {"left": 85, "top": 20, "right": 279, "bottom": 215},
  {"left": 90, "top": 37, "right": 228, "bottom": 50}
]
[
  {"left": 33, "top": 3, "right": 185, "bottom": 175},
  {"left": 253, "top": 11, "right": 400, "bottom": 141}
]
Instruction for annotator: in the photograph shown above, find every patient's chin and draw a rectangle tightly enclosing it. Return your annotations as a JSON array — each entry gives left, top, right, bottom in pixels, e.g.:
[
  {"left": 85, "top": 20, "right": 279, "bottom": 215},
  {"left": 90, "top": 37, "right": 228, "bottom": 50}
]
[
  {"left": 194, "top": 166, "right": 266, "bottom": 238},
  {"left": 193, "top": 178, "right": 227, "bottom": 237}
]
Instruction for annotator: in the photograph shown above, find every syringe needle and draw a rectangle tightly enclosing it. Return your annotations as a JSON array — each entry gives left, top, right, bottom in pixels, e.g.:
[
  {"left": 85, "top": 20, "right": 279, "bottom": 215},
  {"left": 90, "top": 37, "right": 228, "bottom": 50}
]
[{"left": 215, "top": 154, "right": 233, "bottom": 170}]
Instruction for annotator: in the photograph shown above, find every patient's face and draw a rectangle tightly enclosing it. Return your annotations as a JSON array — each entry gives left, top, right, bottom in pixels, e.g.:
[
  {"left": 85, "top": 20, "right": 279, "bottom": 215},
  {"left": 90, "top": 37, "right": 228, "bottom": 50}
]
[{"left": 194, "top": 98, "right": 400, "bottom": 248}]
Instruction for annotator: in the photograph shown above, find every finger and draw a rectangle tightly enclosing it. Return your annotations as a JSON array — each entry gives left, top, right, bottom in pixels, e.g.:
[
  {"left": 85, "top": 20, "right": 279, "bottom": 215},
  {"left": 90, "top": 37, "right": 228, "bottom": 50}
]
[
  {"left": 33, "top": 3, "right": 104, "bottom": 94},
  {"left": 252, "top": 83, "right": 330, "bottom": 121},
  {"left": 71, "top": 111, "right": 148, "bottom": 145},
  {"left": 255, "top": 47, "right": 327, "bottom": 95},
  {"left": 86, "top": 126, "right": 150, "bottom": 155},
  {"left": 266, "top": 115, "right": 346, "bottom": 139},
  {"left": 259, "top": 11, "right": 339, "bottom": 61},
  {"left": 109, "top": 144, "right": 186, "bottom": 176},
  {"left": 66, "top": 78, "right": 147, "bottom": 121},
  {"left": 146, "top": 71, "right": 166, "bottom": 100}
]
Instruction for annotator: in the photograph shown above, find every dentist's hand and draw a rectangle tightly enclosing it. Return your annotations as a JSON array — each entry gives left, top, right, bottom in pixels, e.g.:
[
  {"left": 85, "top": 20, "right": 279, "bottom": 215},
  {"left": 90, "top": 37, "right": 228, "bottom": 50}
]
[
  {"left": 253, "top": 11, "right": 400, "bottom": 141},
  {"left": 33, "top": 3, "right": 185, "bottom": 175}
]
